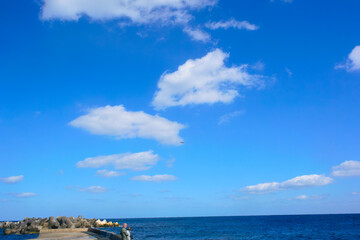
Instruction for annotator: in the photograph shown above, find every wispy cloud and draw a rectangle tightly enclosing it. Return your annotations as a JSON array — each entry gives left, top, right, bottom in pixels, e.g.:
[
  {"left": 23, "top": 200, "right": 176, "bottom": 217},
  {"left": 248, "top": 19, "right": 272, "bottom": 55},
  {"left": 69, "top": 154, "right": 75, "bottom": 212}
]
[
  {"left": 131, "top": 174, "right": 177, "bottom": 182},
  {"left": 152, "top": 49, "right": 269, "bottom": 109},
  {"left": 70, "top": 105, "right": 185, "bottom": 145},
  {"left": 41, "top": 0, "right": 217, "bottom": 26},
  {"left": 242, "top": 174, "right": 333, "bottom": 194},
  {"left": 293, "top": 194, "right": 325, "bottom": 200},
  {"left": 285, "top": 67, "right": 293, "bottom": 77},
  {"left": 332, "top": 160, "right": 360, "bottom": 177},
  {"left": 218, "top": 110, "right": 245, "bottom": 124},
  {"left": 335, "top": 46, "right": 360, "bottom": 72},
  {"left": 205, "top": 19, "right": 258, "bottom": 31},
  {"left": 166, "top": 158, "right": 176, "bottom": 168},
  {"left": 14, "top": 192, "right": 37, "bottom": 198},
  {"left": 77, "top": 151, "right": 159, "bottom": 171},
  {"left": 295, "top": 194, "right": 309, "bottom": 200},
  {"left": 0, "top": 175, "right": 24, "bottom": 184},
  {"left": 96, "top": 170, "right": 126, "bottom": 178},
  {"left": 183, "top": 27, "right": 211, "bottom": 42},
  {"left": 76, "top": 186, "right": 108, "bottom": 193}
]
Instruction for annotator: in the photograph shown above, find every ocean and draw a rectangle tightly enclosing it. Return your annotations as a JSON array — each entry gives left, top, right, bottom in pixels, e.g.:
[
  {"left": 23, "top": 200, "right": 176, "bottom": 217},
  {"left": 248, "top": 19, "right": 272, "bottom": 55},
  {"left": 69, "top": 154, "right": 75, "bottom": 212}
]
[{"left": 1, "top": 214, "right": 360, "bottom": 239}]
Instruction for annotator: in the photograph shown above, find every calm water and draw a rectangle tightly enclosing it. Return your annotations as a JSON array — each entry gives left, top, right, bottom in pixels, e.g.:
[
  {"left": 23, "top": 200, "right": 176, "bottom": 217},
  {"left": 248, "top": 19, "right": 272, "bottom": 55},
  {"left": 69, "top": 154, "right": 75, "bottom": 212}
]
[{"left": 1, "top": 214, "right": 360, "bottom": 239}]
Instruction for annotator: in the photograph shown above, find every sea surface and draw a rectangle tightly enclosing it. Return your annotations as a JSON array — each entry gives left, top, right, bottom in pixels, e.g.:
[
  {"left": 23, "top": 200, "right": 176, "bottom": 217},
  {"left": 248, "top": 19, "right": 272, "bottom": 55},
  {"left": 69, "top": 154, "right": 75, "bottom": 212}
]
[{"left": 1, "top": 214, "right": 360, "bottom": 240}]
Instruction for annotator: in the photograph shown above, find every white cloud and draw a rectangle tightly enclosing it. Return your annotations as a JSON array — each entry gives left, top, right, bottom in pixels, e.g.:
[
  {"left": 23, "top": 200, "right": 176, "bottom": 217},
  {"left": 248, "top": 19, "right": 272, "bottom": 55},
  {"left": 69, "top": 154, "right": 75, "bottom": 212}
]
[
  {"left": 205, "top": 19, "right": 258, "bottom": 31},
  {"left": 70, "top": 105, "right": 185, "bottom": 145},
  {"left": 96, "top": 170, "right": 125, "bottom": 178},
  {"left": 0, "top": 175, "right": 24, "bottom": 184},
  {"left": 76, "top": 186, "right": 108, "bottom": 193},
  {"left": 295, "top": 195, "right": 309, "bottom": 200},
  {"left": 15, "top": 192, "right": 37, "bottom": 198},
  {"left": 218, "top": 110, "right": 245, "bottom": 124},
  {"left": 243, "top": 174, "right": 333, "bottom": 194},
  {"left": 293, "top": 194, "right": 324, "bottom": 201},
  {"left": 152, "top": 49, "right": 267, "bottom": 109},
  {"left": 183, "top": 27, "right": 211, "bottom": 42},
  {"left": 336, "top": 46, "right": 360, "bottom": 72},
  {"left": 41, "top": 0, "right": 216, "bottom": 26},
  {"left": 131, "top": 174, "right": 177, "bottom": 182},
  {"left": 332, "top": 160, "right": 360, "bottom": 177},
  {"left": 77, "top": 151, "right": 159, "bottom": 171}
]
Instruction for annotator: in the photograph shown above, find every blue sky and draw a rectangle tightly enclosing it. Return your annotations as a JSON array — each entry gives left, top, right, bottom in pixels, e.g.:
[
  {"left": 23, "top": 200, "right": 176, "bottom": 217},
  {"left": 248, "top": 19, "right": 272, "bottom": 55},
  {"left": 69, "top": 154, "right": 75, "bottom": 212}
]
[{"left": 1, "top": 0, "right": 360, "bottom": 220}]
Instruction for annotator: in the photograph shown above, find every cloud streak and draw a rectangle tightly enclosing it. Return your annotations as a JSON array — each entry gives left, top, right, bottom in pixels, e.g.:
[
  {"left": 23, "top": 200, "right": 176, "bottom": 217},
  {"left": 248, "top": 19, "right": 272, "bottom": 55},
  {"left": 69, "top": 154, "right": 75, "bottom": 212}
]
[
  {"left": 96, "top": 170, "right": 125, "bottom": 178},
  {"left": 76, "top": 186, "right": 108, "bottom": 193},
  {"left": 70, "top": 105, "right": 185, "bottom": 145},
  {"left": 15, "top": 192, "right": 37, "bottom": 198},
  {"left": 218, "top": 110, "right": 245, "bottom": 124},
  {"left": 183, "top": 27, "right": 211, "bottom": 42},
  {"left": 243, "top": 174, "right": 333, "bottom": 194},
  {"left": 0, "top": 175, "right": 24, "bottom": 184},
  {"left": 77, "top": 151, "right": 159, "bottom": 171},
  {"left": 205, "top": 19, "right": 258, "bottom": 31},
  {"left": 131, "top": 174, "right": 177, "bottom": 182}
]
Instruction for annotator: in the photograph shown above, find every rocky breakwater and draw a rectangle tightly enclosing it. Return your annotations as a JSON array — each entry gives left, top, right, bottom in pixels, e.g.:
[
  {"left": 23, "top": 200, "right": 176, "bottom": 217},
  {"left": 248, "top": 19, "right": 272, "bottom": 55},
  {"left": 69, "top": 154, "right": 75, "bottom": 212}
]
[{"left": 0, "top": 215, "right": 120, "bottom": 235}]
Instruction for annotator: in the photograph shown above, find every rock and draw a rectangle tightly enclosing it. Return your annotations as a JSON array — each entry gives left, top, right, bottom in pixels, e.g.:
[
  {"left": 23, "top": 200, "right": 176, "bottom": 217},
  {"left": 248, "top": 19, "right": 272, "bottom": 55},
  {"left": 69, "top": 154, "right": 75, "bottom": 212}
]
[
  {"left": 0, "top": 222, "right": 4, "bottom": 229},
  {"left": 20, "top": 228, "right": 29, "bottom": 235},
  {"left": 9, "top": 223, "right": 16, "bottom": 229},
  {"left": 49, "top": 216, "right": 60, "bottom": 229},
  {"left": 4, "top": 228, "right": 11, "bottom": 235},
  {"left": 28, "top": 225, "right": 42, "bottom": 233}
]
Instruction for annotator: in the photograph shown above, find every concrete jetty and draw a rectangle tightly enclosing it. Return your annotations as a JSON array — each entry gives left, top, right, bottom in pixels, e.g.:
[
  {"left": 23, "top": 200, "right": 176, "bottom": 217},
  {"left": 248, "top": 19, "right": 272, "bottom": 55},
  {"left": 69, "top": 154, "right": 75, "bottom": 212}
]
[{"left": 28, "top": 228, "right": 122, "bottom": 240}]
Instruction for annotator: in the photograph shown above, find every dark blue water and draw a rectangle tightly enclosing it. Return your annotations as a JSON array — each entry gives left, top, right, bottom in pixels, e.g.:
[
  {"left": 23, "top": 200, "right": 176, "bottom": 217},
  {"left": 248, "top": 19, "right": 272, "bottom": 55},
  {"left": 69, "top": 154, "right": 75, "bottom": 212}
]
[
  {"left": 103, "top": 214, "right": 360, "bottom": 240},
  {"left": 0, "top": 229, "right": 38, "bottom": 240},
  {"left": 1, "top": 214, "right": 360, "bottom": 239}
]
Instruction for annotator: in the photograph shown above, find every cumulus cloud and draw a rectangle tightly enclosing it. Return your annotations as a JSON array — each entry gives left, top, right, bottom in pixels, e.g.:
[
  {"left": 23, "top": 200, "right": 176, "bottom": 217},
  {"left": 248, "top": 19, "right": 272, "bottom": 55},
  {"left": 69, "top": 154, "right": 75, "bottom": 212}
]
[
  {"left": 70, "top": 105, "right": 185, "bottom": 145},
  {"left": 15, "top": 192, "right": 37, "bottom": 198},
  {"left": 183, "top": 27, "right": 211, "bottom": 42},
  {"left": 41, "top": 0, "right": 216, "bottom": 26},
  {"left": 131, "top": 174, "right": 177, "bottom": 182},
  {"left": 0, "top": 175, "right": 24, "bottom": 184},
  {"left": 242, "top": 174, "right": 333, "bottom": 194},
  {"left": 332, "top": 160, "right": 360, "bottom": 177},
  {"left": 96, "top": 170, "right": 125, "bottom": 178},
  {"left": 205, "top": 19, "right": 258, "bottom": 30},
  {"left": 77, "top": 151, "right": 159, "bottom": 171},
  {"left": 152, "top": 49, "right": 267, "bottom": 109},
  {"left": 76, "top": 186, "right": 108, "bottom": 193},
  {"left": 336, "top": 46, "right": 360, "bottom": 72}
]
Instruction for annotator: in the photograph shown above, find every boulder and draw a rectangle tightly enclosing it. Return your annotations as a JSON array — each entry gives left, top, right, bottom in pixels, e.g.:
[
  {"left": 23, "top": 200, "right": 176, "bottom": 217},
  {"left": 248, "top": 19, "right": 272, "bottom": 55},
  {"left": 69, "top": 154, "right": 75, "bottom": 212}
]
[
  {"left": 3, "top": 228, "right": 11, "bottom": 235},
  {"left": 74, "top": 222, "right": 81, "bottom": 228},
  {"left": 49, "top": 216, "right": 60, "bottom": 229},
  {"left": 20, "top": 228, "right": 29, "bottom": 235}
]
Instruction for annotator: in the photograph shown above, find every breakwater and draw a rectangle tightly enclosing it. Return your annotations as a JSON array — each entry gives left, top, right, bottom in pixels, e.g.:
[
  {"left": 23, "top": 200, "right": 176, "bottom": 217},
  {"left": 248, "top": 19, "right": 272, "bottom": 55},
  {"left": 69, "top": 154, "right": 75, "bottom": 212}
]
[{"left": 0, "top": 216, "right": 120, "bottom": 235}]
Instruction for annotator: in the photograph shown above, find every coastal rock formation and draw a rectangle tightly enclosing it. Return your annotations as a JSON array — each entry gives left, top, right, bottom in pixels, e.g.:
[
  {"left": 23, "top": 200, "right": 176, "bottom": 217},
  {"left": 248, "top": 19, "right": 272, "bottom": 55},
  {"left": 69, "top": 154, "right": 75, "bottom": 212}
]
[{"left": 0, "top": 216, "right": 120, "bottom": 235}]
